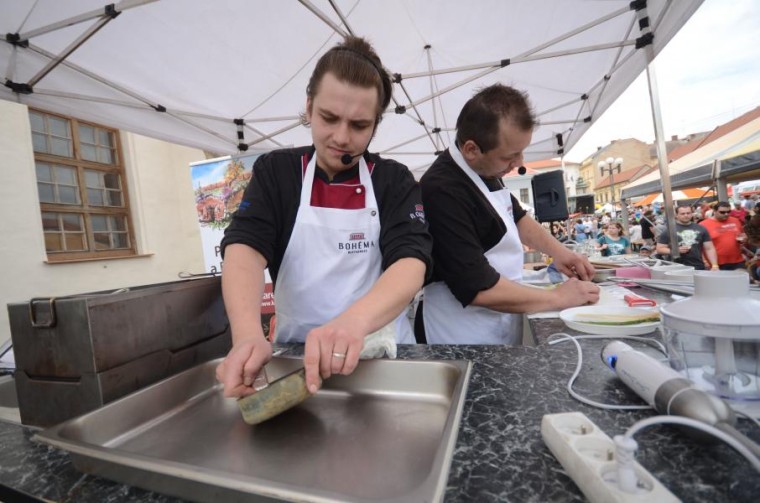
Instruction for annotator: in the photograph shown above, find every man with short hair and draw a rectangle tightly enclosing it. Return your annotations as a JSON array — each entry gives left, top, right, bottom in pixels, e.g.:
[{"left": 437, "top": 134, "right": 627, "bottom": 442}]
[
  {"left": 418, "top": 84, "right": 600, "bottom": 345},
  {"left": 700, "top": 201, "right": 747, "bottom": 270},
  {"left": 656, "top": 205, "right": 718, "bottom": 270}
]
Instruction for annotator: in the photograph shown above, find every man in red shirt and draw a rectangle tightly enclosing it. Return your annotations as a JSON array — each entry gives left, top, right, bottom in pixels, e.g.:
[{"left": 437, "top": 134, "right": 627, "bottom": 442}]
[
  {"left": 730, "top": 201, "right": 748, "bottom": 223},
  {"left": 700, "top": 201, "right": 747, "bottom": 270}
]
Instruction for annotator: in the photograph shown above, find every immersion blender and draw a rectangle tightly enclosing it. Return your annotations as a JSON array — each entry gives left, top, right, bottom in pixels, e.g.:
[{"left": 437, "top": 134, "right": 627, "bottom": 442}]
[{"left": 602, "top": 341, "right": 760, "bottom": 457}]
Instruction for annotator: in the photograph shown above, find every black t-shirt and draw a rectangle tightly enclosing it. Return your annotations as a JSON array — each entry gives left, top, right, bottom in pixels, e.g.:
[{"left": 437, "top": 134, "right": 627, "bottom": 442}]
[
  {"left": 420, "top": 149, "right": 527, "bottom": 306},
  {"left": 656, "top": 222, "right": 712, "bottom": 269},
  {"left": 221, "top": 146, "right": 433, "bottom": 285}
]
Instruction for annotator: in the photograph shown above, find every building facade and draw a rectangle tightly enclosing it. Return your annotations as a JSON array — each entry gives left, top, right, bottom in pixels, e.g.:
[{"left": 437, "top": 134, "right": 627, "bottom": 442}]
[{"left": 0, "top": 100, "right": 207, "bottom": 347}]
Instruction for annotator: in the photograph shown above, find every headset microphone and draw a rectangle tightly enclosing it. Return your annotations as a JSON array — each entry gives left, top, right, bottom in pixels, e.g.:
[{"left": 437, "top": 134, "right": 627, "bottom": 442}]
[
  {"left": 518, "top": 166, "right": 527, "bottom": 175},
  {"left": 341, "top": 151, "right": 366, "bottom": 166}
]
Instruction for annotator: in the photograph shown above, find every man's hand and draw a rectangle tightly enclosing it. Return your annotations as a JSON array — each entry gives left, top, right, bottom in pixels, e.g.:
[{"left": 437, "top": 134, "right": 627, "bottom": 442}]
[
  {"left": 303, "top": 318, "right": 367, "bottom": 394},
  {"left": 552, "top": 278, "right": 601, "bottom": 309},
  {"left": 216, "top": 336, "right": 273, "bottom": 398},
  {"left": 551, "top": 250, "right": 596, "bottom": 281}
]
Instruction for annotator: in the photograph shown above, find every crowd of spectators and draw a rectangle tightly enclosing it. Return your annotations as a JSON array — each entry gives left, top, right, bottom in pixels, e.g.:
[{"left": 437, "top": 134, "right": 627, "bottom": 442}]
[
  {"left": 637, "top": 196, "right": 760, "bottom": 282},
  {"left": 551, "top": 193, "right": 760, "bottom": 282}
]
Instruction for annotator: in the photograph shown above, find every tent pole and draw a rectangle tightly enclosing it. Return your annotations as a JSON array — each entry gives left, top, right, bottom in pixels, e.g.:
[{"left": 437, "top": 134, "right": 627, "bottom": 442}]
[
  {"left": 17, "top": 0, "right": 157, "bottom": 41},
  {"left": 247, "top": 121, "right": 303, "bottom": 147},
  {"left": 712, "top": 159, "right": 730, "bottom": 201},
  {"left": 402, "top": 40, "right": 637, "bottom": 81},
  {"left": 327, "top": 0, "right": 355, "bottom": 36},
  {"left": 402, "top": 5, "right": 630, "bottom": 81},
  {"left": 639, "top": 4, "right": 679, "bottom": 260},
  {"left": 297, "top": 0, "right": 349, "bottom": 38},
  {"left": 425, "top": 45, "right": 441, "bottom": 151},
  {"left": 716, "top": 181, "right": 729, "bottom": 202},
  {"left": 27, "top": 16, "right": 112, "bottom": 88},
  {"left": 245, "top": 124, "right": 285, "bottom": 148},
  {"left": 396, "top": 82, "right": 439, "bottom": 150},
  {"left": 645, "top": 61, "right": 679, "bottom": 259},
  {"left": 620, "top": 200, "right": 630, "bottom": 235},
  {"left": 381, "top": 132, "right": 434, "bottom": 153}
]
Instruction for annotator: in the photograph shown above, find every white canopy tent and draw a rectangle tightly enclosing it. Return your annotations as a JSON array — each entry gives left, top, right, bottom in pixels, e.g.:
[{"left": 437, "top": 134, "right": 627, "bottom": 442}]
[{"left": 0, "top": 0, "right": 703, "bottom": 171}]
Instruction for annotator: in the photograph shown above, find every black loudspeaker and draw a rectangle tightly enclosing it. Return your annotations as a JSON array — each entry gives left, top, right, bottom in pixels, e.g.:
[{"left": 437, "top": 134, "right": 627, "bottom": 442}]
[{"left": 531, "top": 170, "right": 569, "bottom": 223}]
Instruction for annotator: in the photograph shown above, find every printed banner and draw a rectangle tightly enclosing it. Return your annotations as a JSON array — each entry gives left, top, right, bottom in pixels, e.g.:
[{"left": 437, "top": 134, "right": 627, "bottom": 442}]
[
  {"left": 190, "top": 153, "right": 261, "bottom": 274},
  {"left": 190, "top": 153, "right": 275, "bottom": 320}
]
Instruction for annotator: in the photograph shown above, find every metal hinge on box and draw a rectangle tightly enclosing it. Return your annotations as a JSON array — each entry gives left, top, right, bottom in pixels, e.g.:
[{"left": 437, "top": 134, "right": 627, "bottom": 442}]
[{"left": 28, "top": 297, "right": 57, "bottom": 328}]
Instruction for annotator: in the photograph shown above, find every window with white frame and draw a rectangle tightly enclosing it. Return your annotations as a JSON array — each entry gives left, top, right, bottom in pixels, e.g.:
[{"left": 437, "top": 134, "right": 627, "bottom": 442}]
[{"left": 30, "top": 109, "right": 134, "bottom": 262}]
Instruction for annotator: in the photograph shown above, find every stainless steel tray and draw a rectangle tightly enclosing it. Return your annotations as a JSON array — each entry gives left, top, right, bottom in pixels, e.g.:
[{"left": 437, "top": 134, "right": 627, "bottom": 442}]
[{"left": 35, "top": 356, "right": 472, "bottom": 502}]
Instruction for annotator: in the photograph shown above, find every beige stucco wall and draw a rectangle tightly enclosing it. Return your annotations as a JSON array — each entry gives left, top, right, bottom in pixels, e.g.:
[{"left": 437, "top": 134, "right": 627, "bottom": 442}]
[
  {"left": 0, "top": 100, "right": 206, "bottom": 349},
  {"left": 589, "top": 138, "right": 654, "bottom": 186},
  {"left": 563, "top": 164, "right": 581, "bottom": 198}
]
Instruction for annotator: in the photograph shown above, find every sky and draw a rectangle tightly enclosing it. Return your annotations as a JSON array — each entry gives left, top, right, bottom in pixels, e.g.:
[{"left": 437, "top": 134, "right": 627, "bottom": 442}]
[{"left": 565, "top": 0, "right": 760, "bottom": 163}]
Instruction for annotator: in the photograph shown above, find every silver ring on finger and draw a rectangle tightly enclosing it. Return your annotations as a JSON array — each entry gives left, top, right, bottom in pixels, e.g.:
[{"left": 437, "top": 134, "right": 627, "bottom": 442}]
[{"left": 332, "top": 352, "right": 346, "bottom": 359}]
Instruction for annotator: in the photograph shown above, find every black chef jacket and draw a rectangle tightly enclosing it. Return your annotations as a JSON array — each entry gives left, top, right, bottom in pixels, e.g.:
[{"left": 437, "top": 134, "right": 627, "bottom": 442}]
[
  {"left": 221, "top": 146, "right": 433, "bottom": 285},
  {"left": 420, "top": 149, "right": 527, "bottom": 306}
]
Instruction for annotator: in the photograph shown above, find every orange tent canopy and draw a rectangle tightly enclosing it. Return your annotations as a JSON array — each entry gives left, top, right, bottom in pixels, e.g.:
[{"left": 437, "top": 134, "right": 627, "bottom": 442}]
[{"left": 633, "top": 187, "right": 715, "bottom": 207}]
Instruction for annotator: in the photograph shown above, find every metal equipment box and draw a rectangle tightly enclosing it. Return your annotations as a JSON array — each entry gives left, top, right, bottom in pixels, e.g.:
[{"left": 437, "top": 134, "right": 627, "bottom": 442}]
[{"left": 7, "top": 276, "right": 230, "bottom": 427}]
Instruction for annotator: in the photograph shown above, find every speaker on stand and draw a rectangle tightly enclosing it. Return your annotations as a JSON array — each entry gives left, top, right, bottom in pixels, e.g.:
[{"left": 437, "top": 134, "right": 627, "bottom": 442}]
[{"left": 531, "top": 170, "right": 569, "bottom": 223}]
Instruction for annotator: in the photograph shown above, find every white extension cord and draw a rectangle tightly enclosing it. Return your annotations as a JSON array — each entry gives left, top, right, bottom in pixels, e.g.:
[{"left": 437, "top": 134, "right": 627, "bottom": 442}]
[
  {"left": 541, "top": 411, "right": 678, "bottom": 502},
  {"left": 542, "top": 333, "right": 760, "bottom": 500}
]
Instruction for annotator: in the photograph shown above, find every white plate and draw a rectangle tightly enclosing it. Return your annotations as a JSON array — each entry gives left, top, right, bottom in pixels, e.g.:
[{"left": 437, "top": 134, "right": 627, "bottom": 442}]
[{"left": 559, "top": 306, "right": 660, "bottom": 335}]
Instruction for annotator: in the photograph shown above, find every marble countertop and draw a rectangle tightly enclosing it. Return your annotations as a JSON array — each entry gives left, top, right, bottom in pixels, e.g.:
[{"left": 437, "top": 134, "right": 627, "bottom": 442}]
[{"left": 1, "top": 287, "right": 758, "bottom": 502}]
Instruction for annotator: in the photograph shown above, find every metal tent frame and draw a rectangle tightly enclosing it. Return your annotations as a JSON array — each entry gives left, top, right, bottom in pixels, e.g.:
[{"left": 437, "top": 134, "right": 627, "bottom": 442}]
[{"left": 2, "top": 0, "right": 702, "bottom": 177}]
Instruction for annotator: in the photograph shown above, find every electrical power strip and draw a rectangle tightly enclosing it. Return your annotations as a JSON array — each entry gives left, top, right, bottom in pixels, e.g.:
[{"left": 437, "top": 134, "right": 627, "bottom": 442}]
[{"left": 541, "top": 412, "right": 679, "bottom": 502}]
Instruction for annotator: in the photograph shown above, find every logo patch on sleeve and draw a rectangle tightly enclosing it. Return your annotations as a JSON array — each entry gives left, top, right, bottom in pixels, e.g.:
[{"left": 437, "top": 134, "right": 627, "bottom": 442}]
[{"left": 410, "top": 203, "right": 426, "bottom": 223}]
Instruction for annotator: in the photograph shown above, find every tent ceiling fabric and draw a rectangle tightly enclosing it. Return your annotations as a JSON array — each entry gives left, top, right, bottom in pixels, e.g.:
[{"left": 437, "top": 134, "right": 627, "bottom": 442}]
[{"left": 1, "top": 0, "right": 702, "bottom": 170}]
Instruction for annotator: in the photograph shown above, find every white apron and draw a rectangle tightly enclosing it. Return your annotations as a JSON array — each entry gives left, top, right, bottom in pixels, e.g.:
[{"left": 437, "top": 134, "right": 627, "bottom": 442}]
[
  {"left": 423, "top": 147, "right": 524, "bottom": 344},
  {"left": 274, "top": 153, "right": 414, "bottom": 344}
]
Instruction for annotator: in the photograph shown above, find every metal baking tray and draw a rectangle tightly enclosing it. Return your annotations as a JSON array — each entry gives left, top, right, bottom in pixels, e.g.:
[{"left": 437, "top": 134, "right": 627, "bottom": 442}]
[{"left": 35, "top": 356, "right": 472, "bottom": 502}]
